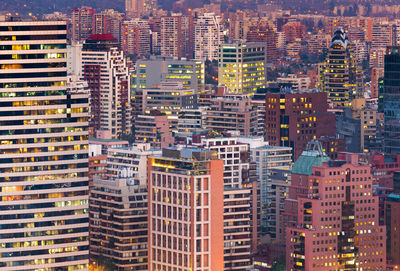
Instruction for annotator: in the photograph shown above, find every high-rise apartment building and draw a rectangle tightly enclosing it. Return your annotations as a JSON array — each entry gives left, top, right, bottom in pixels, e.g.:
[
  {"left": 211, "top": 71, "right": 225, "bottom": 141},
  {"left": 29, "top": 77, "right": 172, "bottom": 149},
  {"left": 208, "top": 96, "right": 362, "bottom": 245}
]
[
  {"left": 160, "top": 14, "right": 194, "bottom": 59},
  {"left": 90, "top": 143, "right": 159, "bottom": 270},
  {"left": 264, "top": 169, "right": 291, "bottom": 243},
  {"left": 93, "top": 9, "right": 124, "bottom": 43},
  {"left": 125, "top": 0, "right": 157, "bottom": 18},
  {"left": 246, "top": 23, "right": 278, "bottom": 63},
  {"left": 199, "top": 136, "right": 251, "bottom": 188},
  {"left": 218, "top": 42, "right": 267, "bottom": 93},
  {"left": 385, "top": 194, "right": 400, "bottom": 266},
  {"left": 82, "top": 35, "right": 132, "bottom": 139},
  {"left": 382, "top": 46, "right": 400, "bottom": 155},
  {"left": 371, "top": 23, "right": 392, "bottom": 51},
  {"left": 320, "top": 28, "right": 362, "bottom": 108},
  {"left": 121, "top": 19, "right": 151, "bottom": 57},
  {"left": 72, "top": 6, "right": 95, "bottom": 41},
  {"left": 147, "top": 147, "right": 225, "bottom": 270},
  {"left": 282, "top": 21, "right": 306, "bottom": 42},
  {"left": 125, "top": 0, "right": 144, "bottom": 17},
  {"left": 223, "top": 188, "right": 253, "bottom": 270},
  {"left": 286, "top": 152, "right": 386, "bottom": 271},
  {"left": 194, "top": 13, "right": 224, "bottom": 61},
  {"left": 0, "top": 20, "right": 90, "bottom": 269},
  {"left": 264, "top": 91, "right": 336, "bottom": 160},
  {"left": 371, "top": 67, "right": 384, "bottom": 99}
]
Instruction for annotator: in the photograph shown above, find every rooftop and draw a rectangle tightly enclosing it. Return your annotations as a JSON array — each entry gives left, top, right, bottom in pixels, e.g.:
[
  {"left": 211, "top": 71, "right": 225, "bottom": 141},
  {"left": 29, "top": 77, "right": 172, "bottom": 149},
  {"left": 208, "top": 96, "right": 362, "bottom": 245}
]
[{"left": 292, "top": 141, "right": 330, "bottom": 175}]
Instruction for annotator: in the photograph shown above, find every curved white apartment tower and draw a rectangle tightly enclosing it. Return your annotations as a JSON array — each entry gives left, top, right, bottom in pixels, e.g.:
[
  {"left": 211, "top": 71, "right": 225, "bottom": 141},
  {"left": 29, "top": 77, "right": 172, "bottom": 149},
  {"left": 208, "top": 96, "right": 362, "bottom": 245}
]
[{"left": 0, "top": 20, "right": 90, "bottom": 270}]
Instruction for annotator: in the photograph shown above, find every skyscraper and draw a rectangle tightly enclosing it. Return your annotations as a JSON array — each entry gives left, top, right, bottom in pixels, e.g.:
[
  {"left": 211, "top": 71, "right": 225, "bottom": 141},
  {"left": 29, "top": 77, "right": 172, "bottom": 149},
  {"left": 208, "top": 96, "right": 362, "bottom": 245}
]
[
  {"left": 0, "top": 20, "right": 89, "bottom": 269},
  {"left": 382, "top": 46, "right": 400, "bottom": 155},
  {"left": 321, "top": 28, "right": 362, "bottom": 108}
]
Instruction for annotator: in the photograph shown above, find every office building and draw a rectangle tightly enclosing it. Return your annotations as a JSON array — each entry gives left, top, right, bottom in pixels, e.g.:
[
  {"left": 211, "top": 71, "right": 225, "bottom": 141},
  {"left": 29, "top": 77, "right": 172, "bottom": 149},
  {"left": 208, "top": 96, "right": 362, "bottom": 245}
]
[
  {"left": 277, "top": 74, "right": 311, "bottom": 93},
  {"left": 264, "top": 91, "right": 336, "bottom": 160},
  {"left": 134, "top": 56, "right": 204, "bottom": 92},
  {"left": 218, "top": 42, "right": 267, "bottom": 93},
  {"left": 382, "top": 46, "right": 400, "bottom": 155},
  {"left": 147, "top": 147, "right": 225, "bottom": 270},
  {"left": 142, "top": 81, "right": 197, "bottom": 129},
  {"left": 320, "top": 28, "right": 362, "bottom": 108},
  {"left": 286, "top": 152, "right": 386, "bottom": 271},
  {"left": 194, "top": 13, "right": 224, "bottom": 61},
  {"left": 283, "top": 141, "right": 331, "bottom": 245},
  {"left": 82, "top": 34, "right": 132, "bottom": 139},
  {"left": 177, "top": 107, "right": 207, "bottom": 135},
  {"left": 0, "top": 20, "right": 89, "bottom": 270}
]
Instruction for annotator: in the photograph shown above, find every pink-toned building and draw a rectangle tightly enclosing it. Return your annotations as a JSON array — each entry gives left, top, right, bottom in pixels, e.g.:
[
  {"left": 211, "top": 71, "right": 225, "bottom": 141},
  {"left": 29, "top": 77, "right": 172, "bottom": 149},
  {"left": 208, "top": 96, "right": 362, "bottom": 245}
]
[
  {"left": 205, "top": 94, "right": 258, "bottom": 136},
  {"left": 147, "top": 147, "right": 224, "bottom": 270},
  {"left": 371, "top": 67, "right": 384, "bottom": 99},
  {"left": 135, "top": 111, "right": 174, "bottom": 149},
  {"left": 286, "top": 152, "right": 386, "bottom": 271}
]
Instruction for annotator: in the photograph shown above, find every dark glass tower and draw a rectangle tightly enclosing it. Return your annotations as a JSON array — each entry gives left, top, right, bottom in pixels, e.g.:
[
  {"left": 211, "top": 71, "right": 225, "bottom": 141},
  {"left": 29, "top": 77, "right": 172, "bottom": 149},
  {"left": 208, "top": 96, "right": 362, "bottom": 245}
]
[{"left": 382, "top": 46, "right": 400, "bottom": 154}]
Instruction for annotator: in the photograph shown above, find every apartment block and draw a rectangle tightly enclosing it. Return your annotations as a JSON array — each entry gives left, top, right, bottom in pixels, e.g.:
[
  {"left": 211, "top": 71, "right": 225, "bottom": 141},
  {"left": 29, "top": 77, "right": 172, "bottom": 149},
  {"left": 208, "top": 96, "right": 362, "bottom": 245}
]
[
  {"left": 90, "top": 143, "right": 159, "bottom": 270},
  {"left": 147, "top": 147, "right": 225, "bottom": 270},
  {"left": 134, "top": 111, "right": 174, "bottom": 149},
  {"left": 194, "top": 13, "right": 224, "bottom": 61},
  {"left": 205, "top": 94, "right": 258, "bottom": 136},
  {"left": 82, "top": 35, "right": 132, "bottom": 138}
]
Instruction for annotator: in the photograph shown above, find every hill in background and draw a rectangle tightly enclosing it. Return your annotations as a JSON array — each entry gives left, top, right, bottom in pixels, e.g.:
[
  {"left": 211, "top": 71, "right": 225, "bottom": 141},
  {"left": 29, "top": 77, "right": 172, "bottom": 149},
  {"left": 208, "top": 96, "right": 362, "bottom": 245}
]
[{"left": 0, "top": 0, "right": 125, "bottom": 15}]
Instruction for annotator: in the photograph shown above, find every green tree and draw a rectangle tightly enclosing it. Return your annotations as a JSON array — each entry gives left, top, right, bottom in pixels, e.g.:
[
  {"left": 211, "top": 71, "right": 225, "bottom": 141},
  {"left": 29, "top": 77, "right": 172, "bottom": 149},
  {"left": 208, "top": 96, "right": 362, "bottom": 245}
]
[{"left": 271, "top": 255, "right": 286, "bottom": 271}]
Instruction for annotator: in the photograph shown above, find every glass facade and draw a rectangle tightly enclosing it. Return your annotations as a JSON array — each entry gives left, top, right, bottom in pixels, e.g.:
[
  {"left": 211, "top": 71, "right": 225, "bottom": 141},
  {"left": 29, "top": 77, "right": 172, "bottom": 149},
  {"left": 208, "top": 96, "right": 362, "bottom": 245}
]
[
  {"left": 0, "top": 21, "right": 89, "bottom": 269},
  {"left": 383, "top": 47, "right": 400, "bottom": 154}
]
